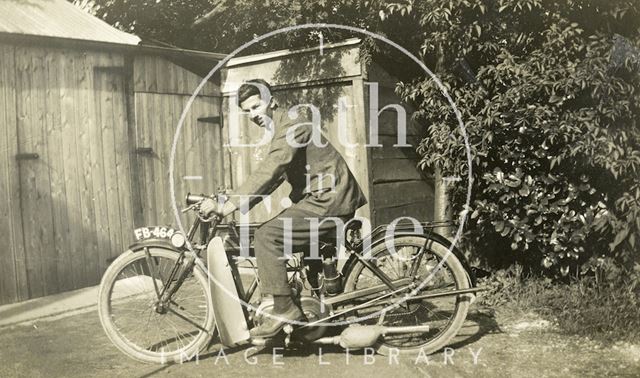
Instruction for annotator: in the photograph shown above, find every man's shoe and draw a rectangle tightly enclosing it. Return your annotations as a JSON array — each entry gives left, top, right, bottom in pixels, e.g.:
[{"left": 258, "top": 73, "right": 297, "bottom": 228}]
[{"left": 250, "top": 305, "right": 307, "bottom": 339}]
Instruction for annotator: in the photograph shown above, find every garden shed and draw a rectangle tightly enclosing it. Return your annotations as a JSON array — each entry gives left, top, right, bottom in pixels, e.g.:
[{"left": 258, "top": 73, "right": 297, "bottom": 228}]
[
  {"left": 0, "top": 1, "right": 438, "bottom": 305},
  {"left": 0, "top": 0, "right": 224, "bottom": 305},
  {"left": 220, "top": 38, "right": 437, "bottom": 226}
]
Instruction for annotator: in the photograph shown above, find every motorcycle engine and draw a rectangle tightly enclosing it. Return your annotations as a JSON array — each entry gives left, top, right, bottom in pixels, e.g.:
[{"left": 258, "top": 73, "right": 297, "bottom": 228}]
[{"left": 253, "top": 294, "right": 331, "bottom": 342}]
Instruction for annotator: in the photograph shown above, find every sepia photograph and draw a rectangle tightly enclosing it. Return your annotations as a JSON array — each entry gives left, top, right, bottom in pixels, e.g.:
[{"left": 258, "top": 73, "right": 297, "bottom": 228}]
[{"left": 0, "top": 1, "right": 639, "bottom": 377}]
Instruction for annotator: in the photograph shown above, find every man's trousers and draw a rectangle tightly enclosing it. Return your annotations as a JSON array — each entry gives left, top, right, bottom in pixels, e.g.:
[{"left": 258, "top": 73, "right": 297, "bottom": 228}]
[{"left": 253, "top": 205, "right": 351, "bottom": 296}]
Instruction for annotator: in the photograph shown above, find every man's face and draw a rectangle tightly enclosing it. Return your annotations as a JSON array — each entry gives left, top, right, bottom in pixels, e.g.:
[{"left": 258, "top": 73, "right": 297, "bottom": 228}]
[{"left": 240, "top": 94, "right": 272, "bottom": 128}]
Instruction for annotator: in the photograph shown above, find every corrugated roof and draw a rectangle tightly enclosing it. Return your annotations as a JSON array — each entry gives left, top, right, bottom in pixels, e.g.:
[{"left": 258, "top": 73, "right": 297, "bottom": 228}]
[{"left": 0, "top": 0, "right": 140, "bottom": 45}]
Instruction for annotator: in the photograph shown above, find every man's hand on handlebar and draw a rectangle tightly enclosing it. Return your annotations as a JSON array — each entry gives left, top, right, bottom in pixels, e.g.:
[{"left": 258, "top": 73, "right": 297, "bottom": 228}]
[{"left": 199, "top": 197, "right": 237, "bottom": 219}]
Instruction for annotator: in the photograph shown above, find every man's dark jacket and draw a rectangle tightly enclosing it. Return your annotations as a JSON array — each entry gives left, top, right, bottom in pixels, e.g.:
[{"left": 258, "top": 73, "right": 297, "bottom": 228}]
[{"left": 228, "top": 107, "right": 367, "bottom": 216}]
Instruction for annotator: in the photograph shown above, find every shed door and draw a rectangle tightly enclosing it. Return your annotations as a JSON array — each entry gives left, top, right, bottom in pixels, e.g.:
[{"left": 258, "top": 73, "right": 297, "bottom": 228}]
[
  {"left": 131, "top": 55, "right": 225, "bottom": 227},
  {"left": 9, "top": 48, "right": 135, "bottom": 302},
  {"left": 134, "top": 93, "right": 225, "bottom": 226}
]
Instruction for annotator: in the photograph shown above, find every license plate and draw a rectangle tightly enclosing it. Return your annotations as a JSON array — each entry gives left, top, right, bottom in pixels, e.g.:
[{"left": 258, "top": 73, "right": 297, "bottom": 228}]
[{"left": 134, "top": 226, "right": 176, "bottom": 241}]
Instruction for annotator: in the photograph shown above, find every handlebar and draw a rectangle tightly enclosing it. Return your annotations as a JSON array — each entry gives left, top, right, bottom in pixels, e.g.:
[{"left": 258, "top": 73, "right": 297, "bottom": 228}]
[
  {"left": 182, "top": 193, "right": 219, "bottom": 223},
  {"left": 186, "top": 193, "right": 210, "bottom": 206}
]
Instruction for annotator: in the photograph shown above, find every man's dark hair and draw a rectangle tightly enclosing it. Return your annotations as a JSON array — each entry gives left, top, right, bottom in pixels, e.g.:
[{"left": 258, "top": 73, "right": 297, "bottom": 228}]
[{"left": 237, "top": 79, "right": 272, "bottom": 104}]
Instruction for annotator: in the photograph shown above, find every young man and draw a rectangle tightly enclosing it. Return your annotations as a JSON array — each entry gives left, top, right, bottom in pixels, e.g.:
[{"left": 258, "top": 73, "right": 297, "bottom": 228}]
[{"left": 200, "top": 79, "right": 366, "bottom": 338}]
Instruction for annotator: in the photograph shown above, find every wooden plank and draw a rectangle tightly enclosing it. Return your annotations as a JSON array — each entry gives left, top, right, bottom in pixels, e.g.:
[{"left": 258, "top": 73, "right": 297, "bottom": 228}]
[
  {"left": 24, "top": 47, "right": 58, "bottom": 296},
  {"left": 374, "top": 108, "right": 417, "bottom": 137},
  {"left": 75, "top": 50, "right": 99, "bottom": 288},
  {"left": 169, "top": 58, "right": 182, "bottom": 96},
  {"left": 98, "top": 58, "right": 126, "bottom": 275},
  {"left": 110, "top": 56, "right": 134, "bottom": 257},
  {"left": 135, "top": 93, "right": 156, "bottom": 224},
  {"left": 372, "top": 158, "right": 425, "bottom": 183},
  {"left": 183, "top": 94, "right": 196, "bottom": 221},
  {"left": 350, "top": 78, "right": 372, "bottom": 222},
  {"left": 10, "top": 51, "right": 29, "bottom": 297},
  {"left": 32, "top": 50, "right": 55, "bottom": 281},
  {"left": 146, "top": 55, "right": 158, "bottom": 93},
  {"left": 171, "top": 94, "right": 182, "bottom": 210},
  {"left": 371, "top": 146, "right": 417, "bottom": 160},
  {"left": 191, "top": 64, "right": 219, "bottom": 97},
  {"left": 124, "top": 54, "right": 144, "bottom": 228},
  {"left": 180, "top": 60, "right": 195, "bottom": 96},
  {"left": 133, "top": 93, "right": 145, "bottom": 222},
  {"left": 133, "top": 55, "right": 145, "bottom": 93},
  {"left": 183, "top": 95, "right": 198, "bottom": 200},
  {"left": 15, "top": 46, "right": 44, "bottom": 298},
  {"left": 239, "top": 114, "right": 271, "bottom": 222},
  {"left": 204, "top": 96, "right": 224, "bottom": 189},
  {"left": 70, "top": 49, "right": 93, "bottom": 290},
  {"left": 222, "top": 46, "right": 362, "bottom": 95},
  {"left": 0, "top": 43, "right": 24, "bottom": 304},
  {"left": 43, "top": 48, "right": 72, "bottom": 294},
  {"left": 373, "top": 200, "right": 433, "bottom": 225},
  {"left": 221, "top": 97, "right": 234, "bottom": 195},
  {"left": 154, "top": 92, "right": 169, "bottom": 223},
  {"left": 58, "top": 49, "right": 83, "bottom": 291},
  {"left": 366, "top": 82, "right": 424, "bottom": 140},
  {"left": 0, "top": 43, "right": 16, "bottom": 303},
  {"left": 132, "top": 54, "right": 220, "bottom": 96},
  {"left": 149, "top": 92, "right": 161, "bottom": 223},
  {"left": 168, "top": 56, "right": 218, "bottom": 97},
  {"left": 212, "top": 97, "right": 225, "bottom": 187},
  {"left": 153, "top": 57, "right": 167, "bottom": 94},
  {"left": 172, "top": 92, "right": 187, "bottom": 222},
  {"left": 88, "top": 52, "right": 113, "bottom": 279},
  {"left": 193, "top": 96, "right": 223, "bottom": 194},
  {"left": 372, "top": 180, "right": 434, "bottom": 209},
  {"left": 370, "top": 135, "right": 419, "bottom": 160},
  {"left": 164, "top": 92, "right": 175, "bottom": 222},
  {"left": 21, "top": 48, "right": 45, "bottom": 298}
]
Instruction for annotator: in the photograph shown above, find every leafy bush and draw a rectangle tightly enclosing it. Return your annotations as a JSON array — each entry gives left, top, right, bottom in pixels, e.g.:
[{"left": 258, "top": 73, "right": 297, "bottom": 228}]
[{"left": 386, "top": 0, "right": 640, "bottom": 274}]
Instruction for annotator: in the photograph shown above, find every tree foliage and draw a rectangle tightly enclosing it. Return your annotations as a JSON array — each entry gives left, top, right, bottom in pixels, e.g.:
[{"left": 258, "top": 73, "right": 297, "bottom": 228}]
[
  {"left": 387, "top": 0, "right": 640, "bottom": 274},
  {"left": 79, "top": 0, "right": 640, "bottom": 274}
]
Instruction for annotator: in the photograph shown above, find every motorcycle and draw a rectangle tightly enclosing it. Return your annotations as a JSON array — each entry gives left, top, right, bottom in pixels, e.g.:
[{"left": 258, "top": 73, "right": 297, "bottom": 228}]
[{"left": 97, "top": 193, "right": 481, "bottom": 364}]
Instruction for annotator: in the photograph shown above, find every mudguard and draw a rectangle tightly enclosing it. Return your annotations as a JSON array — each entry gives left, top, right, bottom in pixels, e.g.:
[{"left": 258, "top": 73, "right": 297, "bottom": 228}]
[
  {"left": 341, "top": 230, "right": 477, "bottom": 287},
  {"left": 103, "top": 239, "right": 178, "bottom": 265},
  {"left": 127, "top": 238, "right": 176, "bottom": 252},
  {"left": 206, "top": 236, "right": 251, "bottom": 346}
]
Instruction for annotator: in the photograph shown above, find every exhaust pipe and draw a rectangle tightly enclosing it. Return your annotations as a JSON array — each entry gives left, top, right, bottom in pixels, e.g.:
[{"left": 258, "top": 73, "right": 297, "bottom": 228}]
[{"left": 312, "top": 325, "right": 430, "bottom": 349}]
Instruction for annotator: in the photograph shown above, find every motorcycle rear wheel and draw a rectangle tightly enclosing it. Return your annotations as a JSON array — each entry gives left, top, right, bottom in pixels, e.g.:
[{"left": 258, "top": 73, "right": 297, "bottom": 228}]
[{"left": 342, "top": 235, "right": 471, "bottom": 355}]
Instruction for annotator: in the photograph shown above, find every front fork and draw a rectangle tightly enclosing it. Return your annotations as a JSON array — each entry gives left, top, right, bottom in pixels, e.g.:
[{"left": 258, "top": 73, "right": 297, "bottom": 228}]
[
  {"left": 148, "top": 216, "right": 213, "bottom": 313},
  {"left": 144, "top": 247, "right": 197, "bottom": 313}
]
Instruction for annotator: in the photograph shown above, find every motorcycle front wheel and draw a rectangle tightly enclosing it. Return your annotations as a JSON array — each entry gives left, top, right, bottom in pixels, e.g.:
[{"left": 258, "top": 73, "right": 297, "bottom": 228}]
[{"left": 98, "top": 247, "right": 215, "bottom": 364}]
